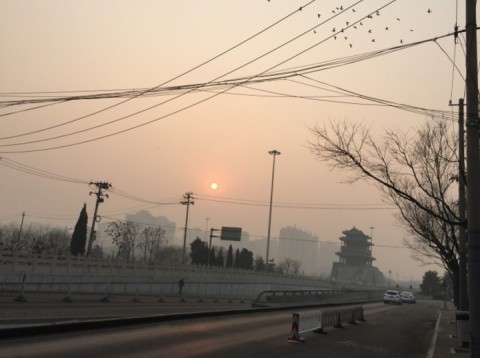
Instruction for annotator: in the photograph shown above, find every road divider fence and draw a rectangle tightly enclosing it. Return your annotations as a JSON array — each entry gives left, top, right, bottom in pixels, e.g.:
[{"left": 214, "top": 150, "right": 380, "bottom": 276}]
[{"left": 287, "top": 306, "right": 365, "bottom": 342}]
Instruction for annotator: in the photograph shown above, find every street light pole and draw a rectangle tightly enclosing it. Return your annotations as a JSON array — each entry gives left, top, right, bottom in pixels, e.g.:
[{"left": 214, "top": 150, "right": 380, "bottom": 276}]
[
  {"left": 204, "top": 218, "right": 210, "bottom": 241},
  {"left": 266, "top": 149, "right": 281, "bottom": 270}
]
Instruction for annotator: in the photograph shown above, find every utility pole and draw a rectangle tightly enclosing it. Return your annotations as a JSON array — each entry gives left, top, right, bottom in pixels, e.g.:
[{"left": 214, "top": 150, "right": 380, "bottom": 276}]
[
  {"left": 86, "top": 181, "right": 111, "bottom": 256},
  {"left": 16, "top": 212, "right": 25, "bottom": 254},
  {"left": 451, "top": 98, "right": 468, "bottom": 311},
  {"left": 207, "top": 228, "right": 220, "bottom": 266},
  {"left": 266, "top": 149, "right": 281, "bottom": 271},
  {"left": 181, "top": 192, "right": 194, "bottom": 264},
  {"left": 465, "top": 0, "right": 479, "bottom": 355}
]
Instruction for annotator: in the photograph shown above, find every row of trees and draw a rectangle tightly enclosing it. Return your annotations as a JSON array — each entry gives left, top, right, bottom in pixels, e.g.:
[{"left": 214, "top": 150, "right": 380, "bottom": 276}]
[
  {"left": 0, "top": 223, "right": 70, "bottom": 255},
  {"left": 68, "top": 205, "right": 175, "bottom": 263},
  {"left": 1, "top": 204, "right": 304, "bottom": 273},
  {"left": 73, "top": 209, "right": 308, "bottom": 271},
  {"left": 420, "top": 270, "right": 452, "bottom": 300},
  {"left": 189, "top": 237, "right": 302, "bottom": 273},
  {"left": 189, "top": 238, "right": 254, "bottom": 269}
]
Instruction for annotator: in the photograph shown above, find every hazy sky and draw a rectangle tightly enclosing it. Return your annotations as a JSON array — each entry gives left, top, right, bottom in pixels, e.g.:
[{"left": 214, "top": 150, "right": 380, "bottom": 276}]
[{"left": 0, "top": 1, "right": 470, "bottom": 281}]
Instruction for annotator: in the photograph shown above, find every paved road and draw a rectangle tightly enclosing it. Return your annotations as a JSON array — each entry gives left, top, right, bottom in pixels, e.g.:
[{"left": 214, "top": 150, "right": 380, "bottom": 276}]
[
  {"left": 0, "top": 293, "right": 251, "bottom": 325},
  {"left": 0, "top": 301, "right": 439, "bottom": 357}
]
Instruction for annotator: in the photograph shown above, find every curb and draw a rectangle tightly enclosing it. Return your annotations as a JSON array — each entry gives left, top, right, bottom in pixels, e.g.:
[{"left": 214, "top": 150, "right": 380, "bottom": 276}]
[{"left": 425, "top": 309, "right": 442, "bottom": 358}]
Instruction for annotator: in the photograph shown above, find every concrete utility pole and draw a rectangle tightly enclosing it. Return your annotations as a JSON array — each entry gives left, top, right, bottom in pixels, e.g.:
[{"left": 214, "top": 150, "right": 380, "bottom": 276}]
[
  {"left": 16, "top": 212, "right": 25, "bottom": 253},
  {"left": 181, "top": 192, "right": 194, "bottom": 264},
  {"left": 266, "top": 149, "right": 281, "bottom": 271},
  {"left": 86, "top": 181, "right": 111, "bottom": 256},
  {"left": 465, "top": 0, "right": 479, "bottom": 355},
  {"left": 455, "top": 98, "right": 468, "bottom": 312}
]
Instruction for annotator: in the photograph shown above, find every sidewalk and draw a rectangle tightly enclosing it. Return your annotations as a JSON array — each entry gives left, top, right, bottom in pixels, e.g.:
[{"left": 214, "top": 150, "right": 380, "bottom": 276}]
[{"left": 432, "top": 302, "right": 469, "bottom": 358}]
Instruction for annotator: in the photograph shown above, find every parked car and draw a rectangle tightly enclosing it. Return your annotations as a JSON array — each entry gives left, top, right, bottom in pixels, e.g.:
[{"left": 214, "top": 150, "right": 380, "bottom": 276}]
[
  {"left": 384, "top": 290, "right": 402, "bottom": 305},
  {"left": 400, "top": 291, "right": 416, "bottom": 303}
]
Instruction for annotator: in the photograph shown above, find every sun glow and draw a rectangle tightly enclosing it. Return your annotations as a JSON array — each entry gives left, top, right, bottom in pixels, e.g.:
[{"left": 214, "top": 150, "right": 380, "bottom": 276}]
[{"left": 210, "top": 182, "right": 218, "bottom": 190}]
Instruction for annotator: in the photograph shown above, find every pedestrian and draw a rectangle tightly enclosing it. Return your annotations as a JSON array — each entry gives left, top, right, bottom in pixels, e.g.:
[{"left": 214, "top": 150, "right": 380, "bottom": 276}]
[{"left": 178, "top": 278, "right": 185, "bottom": 295}]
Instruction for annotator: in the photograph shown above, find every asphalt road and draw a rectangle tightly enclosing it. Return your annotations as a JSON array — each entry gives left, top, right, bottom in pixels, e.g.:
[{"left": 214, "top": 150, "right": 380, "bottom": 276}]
[
  {"left": 0, "top": 301, "right": 440, "bottom": 358},
  {"left": 0, "top": 293, "right": 251, "bottom": 325}
]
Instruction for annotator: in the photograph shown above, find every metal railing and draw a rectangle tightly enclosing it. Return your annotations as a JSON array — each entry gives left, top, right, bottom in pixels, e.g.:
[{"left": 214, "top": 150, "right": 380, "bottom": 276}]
[
  {"left": 253, "top": 289, "right": 383, "bottom": 306},
  {"left": 287, "top": 306, "right": 366, "bottom": 342}
]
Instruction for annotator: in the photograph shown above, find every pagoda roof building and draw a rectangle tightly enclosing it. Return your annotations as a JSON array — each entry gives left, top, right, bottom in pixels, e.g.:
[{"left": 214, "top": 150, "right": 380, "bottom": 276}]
[{"left": 336, "top": 227, "right": 375, "bottom": 267}]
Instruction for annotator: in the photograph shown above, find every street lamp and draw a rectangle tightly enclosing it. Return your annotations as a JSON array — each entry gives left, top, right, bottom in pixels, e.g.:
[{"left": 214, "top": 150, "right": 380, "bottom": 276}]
[{"left": 266, "top": 149, "right": 281, "bottom": 270}]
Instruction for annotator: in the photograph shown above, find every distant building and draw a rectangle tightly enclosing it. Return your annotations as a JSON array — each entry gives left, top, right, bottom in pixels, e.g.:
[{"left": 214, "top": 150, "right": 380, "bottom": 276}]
[
  {"left": 95, "top": 211, "right": 177, "bottom": 258},
  {"left": 125, "top": 210, "right": 177, "bottom": 246},
  {"left": 330, "top": 227, "right": 385, "bottom": 286},
  {"left": 277, "top": 225, "right": 320, "bottom": 276},
  {"left": 317, "top": 241, "right": 339, "bottom": 276}
]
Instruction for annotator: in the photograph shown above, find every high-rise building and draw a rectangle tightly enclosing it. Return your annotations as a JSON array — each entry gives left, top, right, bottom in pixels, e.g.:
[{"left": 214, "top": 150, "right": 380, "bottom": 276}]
[{"left": 277, "top": 225, "right": 321, "bottom": 275}]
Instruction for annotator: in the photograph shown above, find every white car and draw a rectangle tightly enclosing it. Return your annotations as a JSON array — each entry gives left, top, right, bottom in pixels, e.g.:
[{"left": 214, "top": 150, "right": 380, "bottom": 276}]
[
  {"left": 400, "top": 291, "right": 416, "bottom": 304},
  {"left": 384, "top": 290, "right": 402, "bottom": 305}
]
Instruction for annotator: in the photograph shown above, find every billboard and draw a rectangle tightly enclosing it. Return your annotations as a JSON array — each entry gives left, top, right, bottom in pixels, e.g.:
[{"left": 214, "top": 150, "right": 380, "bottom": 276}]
[{"left": 220, "top": 227, "right": 242, "bottom": 241}]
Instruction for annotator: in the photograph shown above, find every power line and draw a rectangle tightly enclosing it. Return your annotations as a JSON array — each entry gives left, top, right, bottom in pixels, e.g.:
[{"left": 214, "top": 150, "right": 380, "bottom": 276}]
[
  {"left": 0, "top": 1, "right": 315, "bottom": 140},
  {"left": 0, "top": 154, "right": 398, "bottom": 211},
  {"left": 1, "top": 1, "right": 400, "bottom": 153},
  {"left": 196, "top": 196, "right": 396, "bottom": 211},
  {"left": 0, "top": 157, "right": 89, "bottom": 184},
  {"left": 0, "top": 1, "right": 460, "bottom": 155},
  {"left": 289, "top": 76, "right": 458, "bottom": 120}
]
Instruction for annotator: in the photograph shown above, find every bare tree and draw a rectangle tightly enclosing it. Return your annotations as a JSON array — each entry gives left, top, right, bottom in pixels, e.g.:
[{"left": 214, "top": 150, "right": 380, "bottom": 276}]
[
  {"left": 308, "top": 118, "right": 461, "bottom": 302},
  {"left": 47, "top": 228, "right": 70, "bottom": 255},
  {"left": 106, "top": 221, "right": 139, "bottom": 261},
  {"left": 277, "top": 258, "right": 301, "bottom": 275},
  {"left": 0, "top": 223, "right": 26, "bottom": 253},
  {"left": 137, "top": 226, "right": 165, "bottom": 264},
  {"left": 25, "top": 226, "right": 70, "bottom": 255}
]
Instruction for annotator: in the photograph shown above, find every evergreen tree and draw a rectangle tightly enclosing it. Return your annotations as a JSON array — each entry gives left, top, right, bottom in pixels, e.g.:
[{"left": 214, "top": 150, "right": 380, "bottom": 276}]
[
  {"left": 209, "top": 247, "right": 216, "bottom": 266},
  {"left": 226, "top": 245, "right": 234, "bottom": 268},
  {"left": 254, "top": 256, "right": 266, "bottom": 271},
  {"left": 420, "top": 270, "right": 441, "bottom": 296},
  {"left": 190, "top": 237, "right": 209, "bottom": 265},
  {"left": 236, "top": 248, "right": 254, "bottom": 269},
  {"left": 234, "top": 248, "right": 240, "bottom": 268},
  {"left": 70, "top": 203, "right": 88, "bottom": 256},
  {"left": 217, "top": 247, "right": 225, "bottom": 267}
]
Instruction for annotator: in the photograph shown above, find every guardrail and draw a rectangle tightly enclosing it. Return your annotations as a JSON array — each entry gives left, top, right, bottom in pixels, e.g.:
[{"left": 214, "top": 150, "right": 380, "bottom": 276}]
[
  {"left": 252, "top": 289, "right": 383, "bottom": 307},
  {"left": 0, "top": 272, "right": 272, "bottom": 301},
  {"left": 287, "top": 306, "right": 366, "bottom": 342},
  {"left": 0, "top": 250, "right": 330, "bottom": 285}
]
